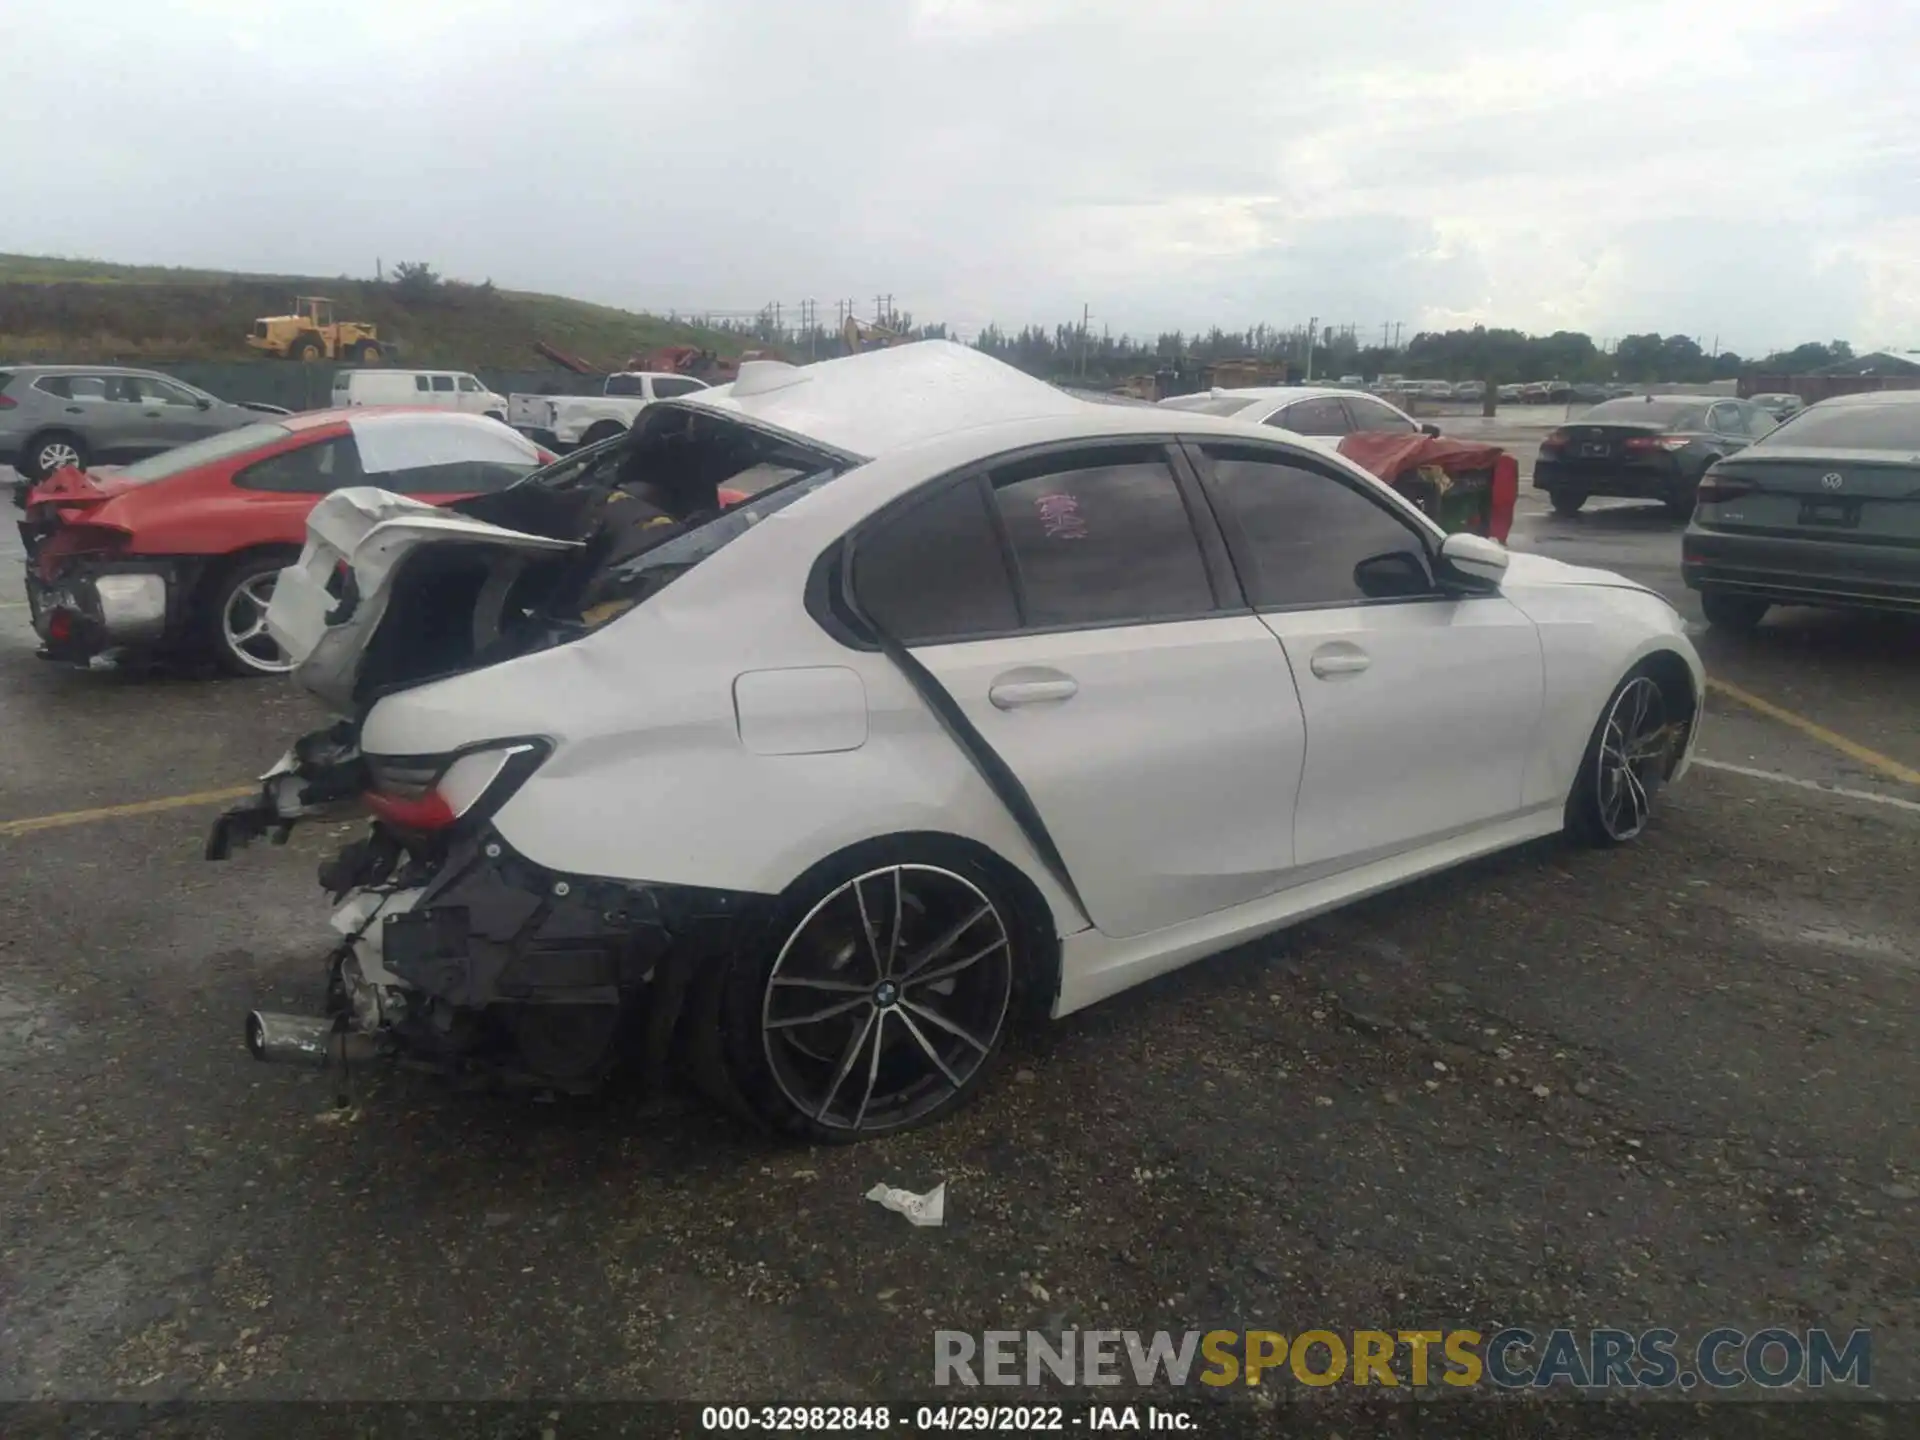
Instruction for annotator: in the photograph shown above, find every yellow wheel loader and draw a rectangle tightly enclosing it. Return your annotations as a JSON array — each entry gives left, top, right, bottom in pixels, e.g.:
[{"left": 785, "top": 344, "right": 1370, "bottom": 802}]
[{"left": 247, "top": 297, "right": 384, "bottom": 363}]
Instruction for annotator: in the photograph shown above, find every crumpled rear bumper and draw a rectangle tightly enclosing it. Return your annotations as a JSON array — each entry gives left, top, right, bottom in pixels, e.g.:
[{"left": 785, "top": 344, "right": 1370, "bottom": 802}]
[{"left": 25, "top": 556, "right": 205, "bottom": 660}]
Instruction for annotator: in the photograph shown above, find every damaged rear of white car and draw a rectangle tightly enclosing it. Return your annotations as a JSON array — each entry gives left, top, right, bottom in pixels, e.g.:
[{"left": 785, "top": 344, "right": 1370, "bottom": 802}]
[{"left": 209, "top": 343, "right": 1099, "bottom": 1132}]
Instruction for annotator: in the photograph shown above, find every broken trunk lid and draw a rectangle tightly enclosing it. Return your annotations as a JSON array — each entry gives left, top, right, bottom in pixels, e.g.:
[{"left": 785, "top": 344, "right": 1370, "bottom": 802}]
[{"left": 268, "top": 486, "right": 579, "bottom": 716}]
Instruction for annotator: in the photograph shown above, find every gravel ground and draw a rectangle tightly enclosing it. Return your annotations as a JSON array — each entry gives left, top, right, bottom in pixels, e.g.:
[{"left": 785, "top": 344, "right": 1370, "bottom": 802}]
[{"left": 1, "top": 472, "right": 1915, "bottom": 1429}]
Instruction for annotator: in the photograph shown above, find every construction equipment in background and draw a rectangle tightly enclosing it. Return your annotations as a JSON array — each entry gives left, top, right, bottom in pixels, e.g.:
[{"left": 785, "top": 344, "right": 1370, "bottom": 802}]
[
  {"left": 842, "top": 315, "right": 911, "bottom": 354},
  {"left": 247, "top": 297, "right": 383, "bottom": 363},
  {"left": 533, "top": 340, "right": 597, "bottom": 374}
]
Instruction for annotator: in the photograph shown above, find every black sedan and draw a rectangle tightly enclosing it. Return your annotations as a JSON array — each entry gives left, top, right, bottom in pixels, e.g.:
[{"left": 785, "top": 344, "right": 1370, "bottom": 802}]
[
  {"left": 1533, "top": 394, "right": 1778, "bottom": 517},
  {"left": 1683, "top": 390, "right": 1920, "bottom": 630}
]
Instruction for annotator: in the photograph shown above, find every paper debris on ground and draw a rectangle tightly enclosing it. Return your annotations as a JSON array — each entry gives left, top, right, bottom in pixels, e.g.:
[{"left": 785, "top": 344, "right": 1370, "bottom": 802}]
[{"left": 866, "top": 1181, "right": 946, "bottom": 1227}]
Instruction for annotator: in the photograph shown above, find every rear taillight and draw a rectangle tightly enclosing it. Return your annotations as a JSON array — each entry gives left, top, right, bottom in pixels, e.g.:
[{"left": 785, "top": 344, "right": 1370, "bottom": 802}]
[
  {"left": 363, "top": 741, "right": 549, "bottom": 834},
  {"left": 47, "top": 610, "right": 74, "bottom": 643},
  {"left": 0, "top": 394, "right": 16, "bottom": 410},
  {"left": 1624, "top": 435, "right": 1691, "bottom": 453},
  {"left": 1696, "top": 475, "right": 1756, "bottom": 504}
]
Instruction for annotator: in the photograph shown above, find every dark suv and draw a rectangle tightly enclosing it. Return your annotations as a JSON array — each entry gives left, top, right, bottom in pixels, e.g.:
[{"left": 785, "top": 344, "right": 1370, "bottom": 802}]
[{"left": 2, "top": 365, "right": 275, "bottom": 504}]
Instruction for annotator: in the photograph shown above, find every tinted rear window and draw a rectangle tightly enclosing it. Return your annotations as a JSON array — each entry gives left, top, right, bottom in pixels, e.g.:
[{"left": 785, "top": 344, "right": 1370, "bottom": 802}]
[
  {"left": 1757, "top": 403, "right": 1920, "bottom": 451},
  {"left": 115, "top": 422, "right": 292, "bottom": 484},
  {"left": 1581, "top": 398, "right": 1708, "bottom": 427}
]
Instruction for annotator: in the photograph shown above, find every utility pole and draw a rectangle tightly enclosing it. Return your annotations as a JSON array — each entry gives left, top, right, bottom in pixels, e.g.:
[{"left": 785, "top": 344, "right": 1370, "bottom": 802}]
[
  {"left": 1305, "top": 316, "right": 1318, "bottom": 381},
  {"left": 1393, "top": 321, "right": 1404, "bottom": 350},
  {"left": 1382, "top": 321, "right": 1390, "bottom": 349},
  {"left": 1079, "top": 303, "right": 1091, "bottom": 378},
  {"left": 773, "top": 301, "right": 783, "bottom": 341}
]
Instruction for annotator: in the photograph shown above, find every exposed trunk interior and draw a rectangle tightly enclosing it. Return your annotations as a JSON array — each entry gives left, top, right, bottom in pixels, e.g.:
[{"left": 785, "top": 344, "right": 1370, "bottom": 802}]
[{"left": 344, "top": 404, "right": 847, "bottom": 710}]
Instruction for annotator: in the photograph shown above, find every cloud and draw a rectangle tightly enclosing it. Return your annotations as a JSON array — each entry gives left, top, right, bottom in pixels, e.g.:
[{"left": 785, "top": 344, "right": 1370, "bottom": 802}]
[{"left": 0, "top": 0, "right": 1910, "bottom": 351}]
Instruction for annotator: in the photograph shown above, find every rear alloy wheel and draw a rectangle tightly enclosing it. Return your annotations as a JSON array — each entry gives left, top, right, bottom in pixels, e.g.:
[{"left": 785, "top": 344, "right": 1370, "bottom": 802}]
[
  {"left": 581, "top": 421, "right": 626, "bottom": 448},
  {"left": 1568, "top": 669, "right": 1677, "bottom": 846},
  {"left": 26, "top": 432, "right": 87, "bottom": 482},
  {"left": 1700, "top": 591, "right": 1769, "bottom": 633},
  {"left": 208, "top": 556, "right": 298, "bottom": 677},
  {"left": 729, "top": 857, "right": 1021, "bottom": 1142},
  {"left": 1548, "top": 488, "right": 1586, "bottom": 515}
]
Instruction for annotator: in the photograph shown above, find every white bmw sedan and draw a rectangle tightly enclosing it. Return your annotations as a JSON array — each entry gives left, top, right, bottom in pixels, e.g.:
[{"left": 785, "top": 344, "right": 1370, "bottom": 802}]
[{"left": 213, "top": 342, "right": 1702, "bottom": 1141}]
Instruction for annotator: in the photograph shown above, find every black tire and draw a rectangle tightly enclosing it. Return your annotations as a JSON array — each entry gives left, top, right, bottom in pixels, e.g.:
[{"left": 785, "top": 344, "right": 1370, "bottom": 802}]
[
  {"left": 580, "top": 420, "right": 626, "bottom": 448},
  {"left": 711, "top": 841, "right": 1032, "bottom": 1143},
  {"left": 203, "top": 552, "right": 300, "bottom": 678},
  {"left": 1566, "top": 663, "right": 1679, "bottom": 847},
  {"left": 350, "top": 340, "right": 382, "bottom": 364},
  {"left": 484, "top": 410, "right": 506, "bottom": 424},
  {"left": 1700, "top": 591, "right": 1770, "bottom": 632},
  {"left": 291, "top": 335, "right": 324, "bottom": 362},
  {"left": 22, "top": 430, "right": 88, "bottom": 482},
  {"left": 1548, "top": 488, "right": 1586, "bottom": 515}
]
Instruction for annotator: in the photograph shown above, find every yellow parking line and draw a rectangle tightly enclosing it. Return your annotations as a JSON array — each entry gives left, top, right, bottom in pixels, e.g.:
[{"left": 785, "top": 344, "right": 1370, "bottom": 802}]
[
  {"left": 0, "top": 785, "right": 255, "bottom": 839},
  {"left": 1708, "top": 677, "right": 1920, "bottom": 787}
]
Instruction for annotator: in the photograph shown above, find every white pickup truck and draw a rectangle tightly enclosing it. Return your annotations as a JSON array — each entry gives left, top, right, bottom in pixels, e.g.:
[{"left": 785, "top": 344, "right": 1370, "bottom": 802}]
[{"left": 506, "top": 371, "right": 711, "bottom": 451}]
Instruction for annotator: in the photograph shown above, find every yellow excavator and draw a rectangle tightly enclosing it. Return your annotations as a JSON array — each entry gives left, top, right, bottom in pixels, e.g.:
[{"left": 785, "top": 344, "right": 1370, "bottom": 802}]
[
  {"left": 841, "top": 315, "right": 911, "bottom": 354},
  {"left": 247, "top": 297, "right": 384, "bottom": 363}
]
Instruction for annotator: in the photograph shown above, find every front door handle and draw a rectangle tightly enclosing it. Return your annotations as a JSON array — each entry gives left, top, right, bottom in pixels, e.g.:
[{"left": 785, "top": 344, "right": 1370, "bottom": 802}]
[
  {"left": 988, "top": 677, "right": 1078, "bottom": 709},
  {"left": 1309, "top": 645, "right": 1371, "bottom": 678}
]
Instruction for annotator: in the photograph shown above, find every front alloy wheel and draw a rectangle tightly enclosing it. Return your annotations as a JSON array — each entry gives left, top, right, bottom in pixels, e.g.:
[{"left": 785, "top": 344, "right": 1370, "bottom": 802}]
[
  {"left": 1571, "top": 671, "right": 1675, "bottom": 845},
  {"left": 758, "top": 864, "right": 1015, "bottom": 1138}
]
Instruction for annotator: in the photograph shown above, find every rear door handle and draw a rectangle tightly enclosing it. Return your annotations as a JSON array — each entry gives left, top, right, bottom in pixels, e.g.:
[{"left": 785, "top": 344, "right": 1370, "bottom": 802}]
[
  {"left": 1309, "top": 645, "right": 1371, "bottom": 678},
  {"left": 988, "top": 677, "right": 1078, "bottom": 709}
]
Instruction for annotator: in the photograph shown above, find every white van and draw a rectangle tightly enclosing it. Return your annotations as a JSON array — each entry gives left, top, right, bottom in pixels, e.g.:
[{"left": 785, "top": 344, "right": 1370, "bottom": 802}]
[{"left": 331, "top": 369, "right": 509, "bottom": 420}]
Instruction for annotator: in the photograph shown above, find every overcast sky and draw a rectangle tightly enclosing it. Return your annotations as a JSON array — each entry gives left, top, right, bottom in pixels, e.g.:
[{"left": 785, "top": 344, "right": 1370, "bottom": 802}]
[{"left": 2, "top": 0, "right": 1913, "bottom": 354}]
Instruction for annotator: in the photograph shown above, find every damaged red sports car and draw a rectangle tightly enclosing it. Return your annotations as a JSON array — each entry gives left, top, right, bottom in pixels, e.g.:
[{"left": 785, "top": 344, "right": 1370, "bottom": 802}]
[{"left": 18, "top": 410, "right": 559, "bottom": 676}]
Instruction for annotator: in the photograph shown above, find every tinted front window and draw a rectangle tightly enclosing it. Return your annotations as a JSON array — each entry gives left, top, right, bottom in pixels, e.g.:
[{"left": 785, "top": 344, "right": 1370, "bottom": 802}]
[
  {"left": 1204, "top": 447, "right": 1429, "bottom": 608},
  {"left": 1754, "top": 403, "right": 1920, "bottom": 451},
  {"left": 457, "top": 376, "right": 480, "bottom": 392},
  {"left": 992, "top": 449, "right": 1214, "bottom": 627},
  {"left": 1270, "top": 397, "right": 1350, "bottom": 436},
  {"left": 853, "top": 480, "right": 1021, "bottom": 643},
  {"left": 1582, "top": 398, "right": 1708, "bottom": 428},
  {"left": 236, "top": 435, "right": 363, "bottom": 493},
  {"left": 116, "top": 422, "right": 291, "bottom": 484}
]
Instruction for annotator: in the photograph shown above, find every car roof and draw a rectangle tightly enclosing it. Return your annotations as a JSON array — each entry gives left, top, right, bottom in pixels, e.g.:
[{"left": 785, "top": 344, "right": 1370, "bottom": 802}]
[
  {"left": 1166, "top": 384, "right": 1379, "bottom": 405},
  {"left": 282, "top": 405, "right": 482, "bottom": 431},
  {"left": 669, "top": 342, "right": 1094, "bottom": 459},
  {"left": 1804, "top": 387, "right": 1920, "bottom": 409},
  {"left": 3, "top": 363, "right": 169, "bottom": 376}
]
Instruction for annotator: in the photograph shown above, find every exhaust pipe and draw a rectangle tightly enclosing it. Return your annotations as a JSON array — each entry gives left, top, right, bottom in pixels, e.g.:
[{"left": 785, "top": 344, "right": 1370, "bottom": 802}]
[{"left": 245, "top": 1011, "right": 388, "bottom": 1068}]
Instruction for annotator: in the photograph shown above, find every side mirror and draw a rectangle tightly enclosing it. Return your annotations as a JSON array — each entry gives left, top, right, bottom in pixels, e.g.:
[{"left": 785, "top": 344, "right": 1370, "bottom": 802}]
[
  {"left": 1436, "top": 532, "right": 1508, "bottom": 591},
  {"left": 1420, "top": 422, "right": 1442, "bottom": 438},
  {"left": 197, "top": 397, "right": 213, "bottom": 410},
  {"left": 1353, "top": 549, "right": 1433, "bottom": 599}
]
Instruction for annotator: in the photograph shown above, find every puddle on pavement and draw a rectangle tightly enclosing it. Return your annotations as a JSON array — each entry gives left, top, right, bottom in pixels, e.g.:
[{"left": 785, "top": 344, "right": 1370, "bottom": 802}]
[{"left": 1736, "top": 908, "right": 1915, "bottom": 969}]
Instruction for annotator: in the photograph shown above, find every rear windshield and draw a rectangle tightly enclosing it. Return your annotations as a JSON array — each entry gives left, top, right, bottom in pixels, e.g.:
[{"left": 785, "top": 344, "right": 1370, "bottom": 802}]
[
  {"left": 1158, "top": 395, "right": 1265, "bottom": 418},
  {"left": 1580, "top": 398, "right": 1708, "bottom": 427},
  {"left": 114, "top": 422, "right": 292, "bottom": 484},
  {"left": 1756, "top": 403, "right": 1920, "bottom": 451}
]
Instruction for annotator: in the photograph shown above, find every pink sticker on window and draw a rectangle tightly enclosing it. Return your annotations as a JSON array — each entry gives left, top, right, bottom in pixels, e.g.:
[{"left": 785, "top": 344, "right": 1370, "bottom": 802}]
[{"left": 1037, "top": 492, "right": 1087, "bottom": 540}]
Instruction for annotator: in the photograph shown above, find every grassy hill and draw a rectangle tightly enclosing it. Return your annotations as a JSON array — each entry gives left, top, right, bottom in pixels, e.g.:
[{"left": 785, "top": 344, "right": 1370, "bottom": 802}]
[{"left": 0, "top": 254, "right": 747, "bottom": 368}]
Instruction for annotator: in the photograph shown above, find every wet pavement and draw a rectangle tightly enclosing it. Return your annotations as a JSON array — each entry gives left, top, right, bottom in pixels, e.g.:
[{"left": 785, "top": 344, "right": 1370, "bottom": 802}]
[{"left": 1, "top": 439, "right": 1916, "bottom": 1418}]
